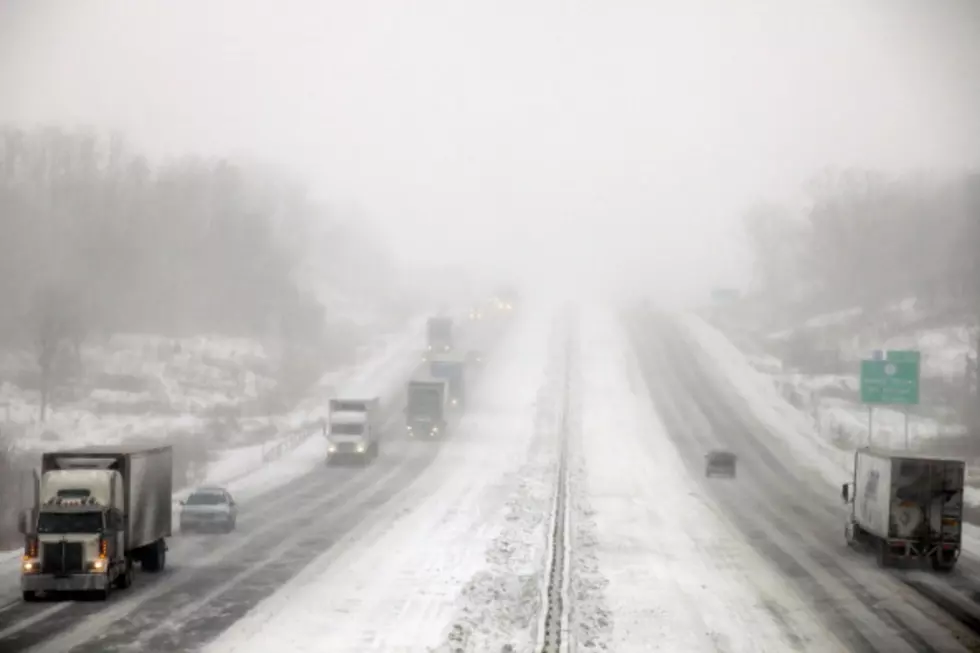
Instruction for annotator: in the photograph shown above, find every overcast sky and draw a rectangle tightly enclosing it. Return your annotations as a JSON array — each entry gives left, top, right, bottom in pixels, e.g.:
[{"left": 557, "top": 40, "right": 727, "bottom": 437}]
[{"left": 2, "top": 0, "right": 979, "bottom": 304}]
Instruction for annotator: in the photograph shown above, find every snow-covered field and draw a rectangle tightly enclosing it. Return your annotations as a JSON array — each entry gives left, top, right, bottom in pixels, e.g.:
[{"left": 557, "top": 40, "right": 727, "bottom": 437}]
[
  {"left": 0, "top": 312, "right": 423, "bottom": 458},
  {"left": 569, "top": 310, "right": 842, "bottom": 652},
  {"left": 204, "top": 306, "right": 559, "bottom": 653}
]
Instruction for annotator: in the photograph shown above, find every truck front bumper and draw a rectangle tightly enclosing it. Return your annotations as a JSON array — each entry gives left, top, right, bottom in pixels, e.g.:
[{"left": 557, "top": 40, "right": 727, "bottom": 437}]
[{"left": 22, "top": 572, "right": 109, "bottom": 593}]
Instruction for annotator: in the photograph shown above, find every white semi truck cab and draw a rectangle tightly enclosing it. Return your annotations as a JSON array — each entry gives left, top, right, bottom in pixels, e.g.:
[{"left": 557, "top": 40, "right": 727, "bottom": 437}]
[
  {"left": 19, "top": 445, "right": 173, "bottom": 601},
  {"left": 324, "top": 398, "right": 382, "bottom": 465}
]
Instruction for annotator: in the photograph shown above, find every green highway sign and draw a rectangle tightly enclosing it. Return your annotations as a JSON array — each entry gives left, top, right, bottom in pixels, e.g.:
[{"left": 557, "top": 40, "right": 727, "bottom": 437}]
[
  {"left": 860, "top": 351, "right": 920, "bottom": 405},
  {"left": 886, "top": 350, "right": 921, "bottom": 364}
]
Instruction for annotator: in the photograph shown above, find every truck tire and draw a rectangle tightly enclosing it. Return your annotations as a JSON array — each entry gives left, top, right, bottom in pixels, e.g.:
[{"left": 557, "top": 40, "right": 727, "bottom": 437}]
[
  {"left": 115, "top": 561, "right": 134, "bottom": 589},
  {"left": 932, "top": 552, "right": 957, "bottom": 573},
  {"left": 142, "top": 540, "right": 166, "bottom": 573}
]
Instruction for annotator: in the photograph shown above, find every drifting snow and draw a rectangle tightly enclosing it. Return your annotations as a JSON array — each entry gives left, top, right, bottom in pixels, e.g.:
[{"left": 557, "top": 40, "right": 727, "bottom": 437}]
[
  {"left": 204, "top": 308, "right": 556, "bottom": 653},
  {"left": 571, "top": 310, "right": 841, "bottom": 652}
]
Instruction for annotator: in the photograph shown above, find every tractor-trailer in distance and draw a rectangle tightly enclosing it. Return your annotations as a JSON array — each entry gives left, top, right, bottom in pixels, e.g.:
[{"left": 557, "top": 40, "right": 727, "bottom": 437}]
[
  {"left": 19, "top": 444, "right": 173, "bottom": 601},
  {"left": 325, "top": 397, "right": 383, "bottom": 464},
  {"left": 842, "top": 448, "right": 964, "bottom": 571},
  {"left": 428, "top": 353, "right": 467, "bottom": 409},
  {"left": 405, "top": 377, "right": 449, "bottom": 439},
  {"left": 425, "top": 316, "right": 454, "bottom": 359}
]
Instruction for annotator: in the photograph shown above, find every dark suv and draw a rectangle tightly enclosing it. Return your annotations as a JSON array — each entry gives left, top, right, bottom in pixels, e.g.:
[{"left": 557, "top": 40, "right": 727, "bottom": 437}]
[{"left": 705, "top": 450, "right": 737, "bottom": 478}]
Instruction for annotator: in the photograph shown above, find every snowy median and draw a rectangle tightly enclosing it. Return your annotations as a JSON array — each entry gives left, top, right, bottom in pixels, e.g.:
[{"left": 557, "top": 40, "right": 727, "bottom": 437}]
[
  {"left": 202, "top": 306, "right": 561, "bottom": 653},
  {"left": 567, "top": 309, "right": 840, "bottom": 652}
]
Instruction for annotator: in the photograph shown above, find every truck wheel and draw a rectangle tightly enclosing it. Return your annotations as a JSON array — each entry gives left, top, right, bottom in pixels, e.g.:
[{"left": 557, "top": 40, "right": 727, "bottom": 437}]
[
  {"left": 115, "top": 561, "right": 134, "bottom": 589},
  {"left": 22, "top": 591, "right": 38, "bottom": 602},
  {"left": 142, "top": 540, "right": 166, "bottom": 573},
  {"left": 932, "top": 553, "right": 957, "bottom": 573}
]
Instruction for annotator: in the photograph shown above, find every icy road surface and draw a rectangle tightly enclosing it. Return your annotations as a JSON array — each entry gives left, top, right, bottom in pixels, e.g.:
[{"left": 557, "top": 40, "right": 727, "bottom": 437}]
[
  {"left": 205, "top": 306, "right": 559, "bottom": 653},
  {"left": 569, "top": 310, "right": 845, "bottom": 652}
]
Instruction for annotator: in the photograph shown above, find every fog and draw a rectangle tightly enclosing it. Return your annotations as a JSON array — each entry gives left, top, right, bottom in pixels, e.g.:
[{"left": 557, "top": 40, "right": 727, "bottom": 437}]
[{"left": 2, "top": 0, "right": 980, "bottom": 304}]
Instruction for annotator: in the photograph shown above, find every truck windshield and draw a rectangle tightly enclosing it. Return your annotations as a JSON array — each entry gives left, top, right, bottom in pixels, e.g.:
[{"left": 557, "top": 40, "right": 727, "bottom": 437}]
[
  {"left": 407, "top": 389, "right": 441, "bottom": 415},
  {"left": 37, "top": 511, "right": 103, "bottom": 534},
  {"left": 331, "top": 423, "right": 364, "bottom": 435}
]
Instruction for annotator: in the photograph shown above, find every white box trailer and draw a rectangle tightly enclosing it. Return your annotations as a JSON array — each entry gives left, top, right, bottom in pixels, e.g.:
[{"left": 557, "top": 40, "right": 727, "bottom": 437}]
[
  {"left": 324, "top": 398, "right": 383, "bottom": 465},
  {"left": 843, "top": 448, "right": 964, "bottom": 571}
]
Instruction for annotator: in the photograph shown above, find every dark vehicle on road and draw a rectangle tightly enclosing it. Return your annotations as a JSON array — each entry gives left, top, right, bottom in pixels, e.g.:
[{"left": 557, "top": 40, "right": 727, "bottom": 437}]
[{"left": 705, "top": 450, "right": 737, "bottom": 478}]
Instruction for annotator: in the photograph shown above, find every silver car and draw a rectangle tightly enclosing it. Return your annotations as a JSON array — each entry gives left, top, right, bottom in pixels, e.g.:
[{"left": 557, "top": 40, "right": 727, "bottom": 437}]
[{"left": 179, "top": 487, "right": 238, "bottom": 534}]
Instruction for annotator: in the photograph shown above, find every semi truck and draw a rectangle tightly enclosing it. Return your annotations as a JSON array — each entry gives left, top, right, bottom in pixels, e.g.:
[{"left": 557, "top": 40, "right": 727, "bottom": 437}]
[
  {"left": 842, "top": 448, "right": 964, "bottom": 571},
  {"left": 324, "top": 397, "right": 383, "bottom": 465},
  {"left": 405, "top": 377, "right": 449, "bottom": 439},
  {"left": 424, "top": 316, "right": 454, "bottom": 361},
  {"left": 18, "top": 444, "right": 173, "bottom": 601},
  {"left": 428, "top": 353, "right": 467, "bottom": 409}
]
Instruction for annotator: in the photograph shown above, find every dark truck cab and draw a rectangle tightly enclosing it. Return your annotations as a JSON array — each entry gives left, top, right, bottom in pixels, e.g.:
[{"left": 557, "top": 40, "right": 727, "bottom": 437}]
[
  {"left": 428, "top": 354, "right": 467, "bottom": 409},
  {"left": 405, "top": 378, "right": 449, "bottom": 439},
  {"left": 425, "top": 317, "right": 454, "bottom": 360}
]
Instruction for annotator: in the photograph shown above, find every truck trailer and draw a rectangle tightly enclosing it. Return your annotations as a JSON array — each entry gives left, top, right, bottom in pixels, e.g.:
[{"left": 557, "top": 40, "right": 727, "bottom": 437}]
[
  {"left": 428, "top": 353, "right": 467, "bottom": 409},
  {"left": 18, "top": 444, "right": 173, "bottom": 601},
  {"left": 405, "top": 377, "right": 449, "bottom": 439},
  {"left": 842, "top": 448, "right": 964, "bottom": 571},
  {"left": 324, "top": 397, "right": 383, "bottom": 465}
]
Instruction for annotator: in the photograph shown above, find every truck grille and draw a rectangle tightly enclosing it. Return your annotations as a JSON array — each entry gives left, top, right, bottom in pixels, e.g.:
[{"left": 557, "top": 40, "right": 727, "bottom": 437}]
[{"left": 41, "top": 542, "right": 85, "bottom": 575}]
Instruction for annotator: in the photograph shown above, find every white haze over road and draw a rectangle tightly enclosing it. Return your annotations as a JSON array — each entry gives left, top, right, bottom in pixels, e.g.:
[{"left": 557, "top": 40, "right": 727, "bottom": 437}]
[{"left": 2, "top": 0, "right": 979, "bottom": 303}]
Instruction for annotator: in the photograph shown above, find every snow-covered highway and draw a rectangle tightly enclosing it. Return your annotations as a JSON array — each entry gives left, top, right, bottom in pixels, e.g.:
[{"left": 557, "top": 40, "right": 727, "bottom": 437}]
[{"left": 4, "top": 303, "right": 980, "bottom": 652}]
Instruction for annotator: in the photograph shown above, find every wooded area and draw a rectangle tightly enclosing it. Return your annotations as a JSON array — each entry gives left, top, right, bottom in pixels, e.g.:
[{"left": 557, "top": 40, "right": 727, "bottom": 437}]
[{"left": 742, "top": 168, "right": 980, "bottom": 315}]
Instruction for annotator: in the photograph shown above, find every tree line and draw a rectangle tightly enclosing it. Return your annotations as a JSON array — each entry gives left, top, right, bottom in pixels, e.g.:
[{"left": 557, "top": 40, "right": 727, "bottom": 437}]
[
  {"left": 741, "top": 168, "right": 980, "bottom": 316},
  {"left": 0, "top": 126, "right": 401, "bottom": 417}
]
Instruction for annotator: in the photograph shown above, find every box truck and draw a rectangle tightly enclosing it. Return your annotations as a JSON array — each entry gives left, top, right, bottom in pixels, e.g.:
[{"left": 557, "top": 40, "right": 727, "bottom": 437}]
[
  {"left": 18, "top": 444, "right": 173, "bottom": 600},
  {"left": 842, "top": 448, "right": 964, "bottom": 571}
]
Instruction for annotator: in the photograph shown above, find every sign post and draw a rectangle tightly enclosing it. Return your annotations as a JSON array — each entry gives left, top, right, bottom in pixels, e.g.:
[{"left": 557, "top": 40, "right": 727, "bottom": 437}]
[{"left": 859, "top": 350, "right": 921, "bottom": 448}]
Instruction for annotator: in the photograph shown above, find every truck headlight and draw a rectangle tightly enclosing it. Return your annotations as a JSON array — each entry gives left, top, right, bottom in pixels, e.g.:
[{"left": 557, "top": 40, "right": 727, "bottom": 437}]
[
  {"left": 89, "top": 558, "right": 108, "bottom": 573},
  {"left": 451, "top": 398, "right": 458, "bottom": 406},
  {"left": 356, "top": 444, "right": 366, "bottom": 453},
  {"left": 21, "top": 559, "right": 38, "bottom": 573},
  {"left": 328, "top": 445, "right": 337, "bottom": 453}
]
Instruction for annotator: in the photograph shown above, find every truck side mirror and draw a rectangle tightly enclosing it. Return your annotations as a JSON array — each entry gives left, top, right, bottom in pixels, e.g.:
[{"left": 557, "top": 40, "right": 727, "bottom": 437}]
[{"left": 840, "top": 484, "right": 849, "bottom": 503}]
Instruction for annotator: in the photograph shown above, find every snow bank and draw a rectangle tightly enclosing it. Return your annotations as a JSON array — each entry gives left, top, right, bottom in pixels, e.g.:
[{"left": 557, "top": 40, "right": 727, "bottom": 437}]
[
  {"left": 204, "top": 307, "right": 556, "bottom": 653},
  {"left": 572, "top": 309, "right": 840, "bottom": 652}
]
